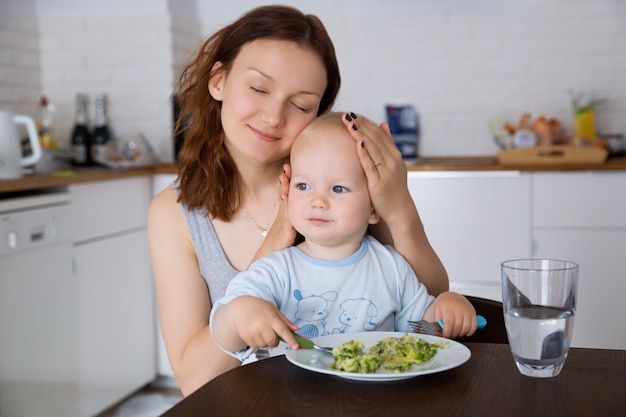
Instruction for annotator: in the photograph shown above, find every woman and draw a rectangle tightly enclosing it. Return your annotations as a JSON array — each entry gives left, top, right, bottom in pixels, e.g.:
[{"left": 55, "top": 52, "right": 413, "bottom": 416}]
[{"left": 148, "top": 5, "right": 447, "bottom": 396}]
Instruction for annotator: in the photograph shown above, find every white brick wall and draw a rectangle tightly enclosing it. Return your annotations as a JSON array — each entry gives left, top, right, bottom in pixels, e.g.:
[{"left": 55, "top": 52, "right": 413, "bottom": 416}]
[
  {"left": 0, "top": 0, "right": 201, "bottom": 163},
  {"left": 295, "top": 0, "right": 626, "bottom": 156},
  {"left": 1, "top": 1, "right": 625, "bottom": 160},
  {"left": 37, "top": 14, "right": 178, "bottom": 160},
  {"left": 0, "top": 10, "right": 41, "bottom": 117}
]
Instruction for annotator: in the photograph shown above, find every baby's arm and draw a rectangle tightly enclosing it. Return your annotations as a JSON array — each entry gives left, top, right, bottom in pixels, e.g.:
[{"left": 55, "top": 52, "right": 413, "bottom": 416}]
[
  {"left": 211, "top": 295, "right": 300, "bottom": 355},
  {"left": 423, "top": 292, "right": 478, "bottom": 338}
]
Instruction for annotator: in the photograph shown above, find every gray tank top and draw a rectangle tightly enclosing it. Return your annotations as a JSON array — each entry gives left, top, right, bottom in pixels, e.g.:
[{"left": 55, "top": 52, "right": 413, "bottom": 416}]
[{"left": 183, "top": 204, "right": 238, "bottom": 305}]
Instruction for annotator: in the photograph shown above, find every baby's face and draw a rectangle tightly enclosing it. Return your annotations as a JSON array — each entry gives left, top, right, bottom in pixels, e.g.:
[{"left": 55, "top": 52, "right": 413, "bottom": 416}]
[{"left": 289, "top": 122, "right": 378, "bottom": 249}]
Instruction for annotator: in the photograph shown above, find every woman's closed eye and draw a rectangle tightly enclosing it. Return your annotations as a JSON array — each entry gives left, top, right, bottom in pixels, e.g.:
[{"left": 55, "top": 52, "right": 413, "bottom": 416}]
[
  {"left": 290, "top": 101, "right": 311, "bottom": 113},
  {"left": 250, "top": 87, "right": 311, "bottom": 114},
  {"left": 250, "top": 85, "right": 267, "bottom": 94}
]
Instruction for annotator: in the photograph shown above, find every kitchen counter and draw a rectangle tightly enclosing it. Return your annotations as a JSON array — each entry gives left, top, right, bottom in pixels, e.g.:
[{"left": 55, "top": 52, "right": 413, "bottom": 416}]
[
  {"left": 0, "top": 166, "right": 156, "bottom": 194},
  {"left": 2, "top": 157, "right": 626, "bottom": 194},
  {"left": 408, "top": 156, "right": 626, "bottom": 172}
]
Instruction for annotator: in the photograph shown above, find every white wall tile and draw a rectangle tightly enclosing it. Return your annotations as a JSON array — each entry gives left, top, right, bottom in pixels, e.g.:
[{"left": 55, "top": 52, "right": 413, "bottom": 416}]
[
  {"left": 2, "top": 0, "right": 625, "bottom": 160},
  {"left": 0, "top": 9, "right": 41, "bottom": 116},
  {"left": 247, "top": 0, "right": 626, "bottom": 156},
  {"left": 33, "top": 12, "right": 184, "bottom": 160}
]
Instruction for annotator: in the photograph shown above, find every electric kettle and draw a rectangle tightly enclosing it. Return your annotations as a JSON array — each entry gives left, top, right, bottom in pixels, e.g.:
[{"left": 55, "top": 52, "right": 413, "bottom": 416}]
[{"left": 0, "top": 110, "right": 42, "bottom": 179}]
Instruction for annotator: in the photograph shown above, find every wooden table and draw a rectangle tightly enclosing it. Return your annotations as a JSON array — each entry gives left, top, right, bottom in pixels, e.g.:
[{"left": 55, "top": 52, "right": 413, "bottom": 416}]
[{"left": 162, "top": 343, "right": 625, "bottom": 417}]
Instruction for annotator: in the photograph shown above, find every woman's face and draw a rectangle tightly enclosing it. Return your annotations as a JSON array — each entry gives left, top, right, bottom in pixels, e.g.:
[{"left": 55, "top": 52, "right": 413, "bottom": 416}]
[{"left": 209, "top": 39, "right": 328, "bottom": 165}]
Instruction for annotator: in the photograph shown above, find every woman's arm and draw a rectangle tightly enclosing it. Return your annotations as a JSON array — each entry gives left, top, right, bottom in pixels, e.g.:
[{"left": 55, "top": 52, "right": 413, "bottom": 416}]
[
  {"left": 147, "top": 185, "right": 240, "bottom": 396},
  {"left": 343, "top": 113, "right": 449, "bottom": 295}
]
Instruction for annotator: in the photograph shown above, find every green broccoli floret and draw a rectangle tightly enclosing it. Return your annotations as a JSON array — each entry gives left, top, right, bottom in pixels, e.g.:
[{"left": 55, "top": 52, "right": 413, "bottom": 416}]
[
  {"left": 371, "top": 333, "right": 447, "bottom": 372},
  {"left": 330, "top": 340, "right": 382, "bottom": 373},
  {"left": 330, "top": 333, "right": 449, "bottom": 374}
]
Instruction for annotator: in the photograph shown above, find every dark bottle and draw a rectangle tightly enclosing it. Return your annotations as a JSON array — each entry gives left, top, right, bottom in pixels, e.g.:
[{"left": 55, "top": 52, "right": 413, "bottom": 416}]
[
  {"left": 91, "top": 92, "right": 112, "bottom": 164},
  {"left": 172, "top": 93, "right": 184, "bottom": 162},
  {"left": 71, "top": 93, "right": 93, "bottom": 166}
]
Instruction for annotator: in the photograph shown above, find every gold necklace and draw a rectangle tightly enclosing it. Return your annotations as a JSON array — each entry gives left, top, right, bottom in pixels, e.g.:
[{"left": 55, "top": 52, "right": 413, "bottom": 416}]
[{"left": 244, "top": 196, "right": 278, "bottom": 238}]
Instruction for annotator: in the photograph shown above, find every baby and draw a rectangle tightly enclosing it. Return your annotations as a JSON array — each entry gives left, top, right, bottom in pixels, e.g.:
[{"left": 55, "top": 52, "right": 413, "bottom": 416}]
[{"left": 210, "top": 112, "right": 477, "bottom": 359}]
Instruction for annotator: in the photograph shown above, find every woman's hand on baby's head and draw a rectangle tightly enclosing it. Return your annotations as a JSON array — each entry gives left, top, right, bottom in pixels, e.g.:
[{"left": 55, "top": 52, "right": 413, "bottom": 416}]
[{"left": 342, "top": 112, "right": 411, "bottom": 221}]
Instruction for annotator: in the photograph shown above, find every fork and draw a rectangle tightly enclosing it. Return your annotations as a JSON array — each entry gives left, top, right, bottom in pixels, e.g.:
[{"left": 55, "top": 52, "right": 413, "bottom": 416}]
[
  {"left": 278, "top": 332, "right": 334, "bottom": 355},
  {"left": 409, "top": 315, "right": 487, "bottom": 336}
]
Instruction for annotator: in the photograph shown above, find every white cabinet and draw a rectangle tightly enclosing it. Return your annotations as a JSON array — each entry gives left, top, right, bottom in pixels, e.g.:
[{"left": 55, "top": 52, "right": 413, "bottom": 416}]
[
  {"left": 533, "top": 171, "right": 626, "bottom": 229},
  {"left": 72, "top": 176, "right": 151, "bottom": 242},
  {"left": 70, "top": 176, "right": 156, "bottom": 416},
  {"left": 409, "top": 170, "right": 626, "bottom": 351},
  {"left": 532, "top": 172, "right": 626, "bottom": 350},
  {"left": 408, "top": 171, "right": 531, "bottom": 301},
  {"left": 0, "top": 194, "right": 77, "bottom": 417}
]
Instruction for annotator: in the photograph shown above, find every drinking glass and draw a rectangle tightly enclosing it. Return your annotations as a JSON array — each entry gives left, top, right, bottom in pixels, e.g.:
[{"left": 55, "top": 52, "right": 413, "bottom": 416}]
[{"left": 501, "top": 259, "right": 579, "bottom": 378}]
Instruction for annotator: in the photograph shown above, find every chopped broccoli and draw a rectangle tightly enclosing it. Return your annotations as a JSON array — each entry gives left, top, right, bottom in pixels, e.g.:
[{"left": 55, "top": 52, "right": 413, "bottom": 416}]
[
  {"left": 330, "top": 340, "right": 381, "bottom": 373},
  {"left": 370, "top": 333, "right": 448, "bottom": 372},
  {"left": 330, "top": 333, "right": 449, "bottom": 374}
]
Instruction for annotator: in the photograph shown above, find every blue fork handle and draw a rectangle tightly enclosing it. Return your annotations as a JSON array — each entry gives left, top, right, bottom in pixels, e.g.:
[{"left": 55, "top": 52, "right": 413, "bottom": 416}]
[{"left": 437, "top": 315, "right": 487, "bottom": 329}]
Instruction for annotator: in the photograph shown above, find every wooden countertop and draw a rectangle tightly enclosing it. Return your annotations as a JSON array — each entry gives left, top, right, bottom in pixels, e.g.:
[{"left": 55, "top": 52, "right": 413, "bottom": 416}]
[
  {"left": 0, "top": 166, "right": 157, "bottom": 194},
  {"left": 407, "top": 156, "right": 626, "bottom": 172},
  {"left": 2, "top": 157, "right": 625, "bottom": 194}
]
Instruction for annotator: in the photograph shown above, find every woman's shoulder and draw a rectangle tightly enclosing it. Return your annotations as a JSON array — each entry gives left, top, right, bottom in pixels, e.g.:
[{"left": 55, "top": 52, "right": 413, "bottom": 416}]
[
  {"left": 149, "top": 184, "right": 178, "bottom": 213},
  {"left": 148, "top": 184, "right": 188, "bottom": 232}
]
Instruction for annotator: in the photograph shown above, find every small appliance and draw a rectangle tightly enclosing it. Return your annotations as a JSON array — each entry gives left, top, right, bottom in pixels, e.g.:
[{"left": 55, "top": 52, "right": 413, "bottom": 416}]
[{"left": 0, "top": 109, "right": 42, "bottom": 179}]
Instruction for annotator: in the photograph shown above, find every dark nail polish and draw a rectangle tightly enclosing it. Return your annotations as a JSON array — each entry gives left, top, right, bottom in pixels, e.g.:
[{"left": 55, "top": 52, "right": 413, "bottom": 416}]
[
  {"left": 361, "top": 141, "right": 365, "bottom": 148},
  {"left": 350, "top": 112, "right": 357, "bottom": 119},
  {"left": 345, "top": 113, "right": 352, "bottom": 122},
  {"left": 352, "top": 124, "right": 358, "bottom": 131}
]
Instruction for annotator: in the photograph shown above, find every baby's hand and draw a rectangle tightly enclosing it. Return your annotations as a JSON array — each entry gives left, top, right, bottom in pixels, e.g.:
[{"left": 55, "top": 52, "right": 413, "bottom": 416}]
[
  {"left": 230, "top": 296, "right": 298, "bottom": 349},
  {"left": 431, "top": 292, "right": 477, "bottom": 338}
]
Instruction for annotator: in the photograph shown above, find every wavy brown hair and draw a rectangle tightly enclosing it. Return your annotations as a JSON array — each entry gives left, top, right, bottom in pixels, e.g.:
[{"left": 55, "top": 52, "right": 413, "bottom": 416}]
[{"left": 175, "top": 5, "right": 341, "bottom": 221}]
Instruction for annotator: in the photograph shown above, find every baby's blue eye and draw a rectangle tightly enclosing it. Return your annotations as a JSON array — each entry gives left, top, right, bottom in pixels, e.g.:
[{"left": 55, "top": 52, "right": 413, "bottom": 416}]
[
  {"left": 332, "top": 185, "right": 348, "bottom": 193},
  {"left": 296, "top": 183, "right": 311, "bottom": 191}
]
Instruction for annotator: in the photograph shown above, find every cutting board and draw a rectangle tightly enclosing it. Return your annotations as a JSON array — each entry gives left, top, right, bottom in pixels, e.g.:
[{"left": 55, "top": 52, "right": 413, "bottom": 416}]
[{"left": 497, "top": 146, "right": 608, "bottom": 165}]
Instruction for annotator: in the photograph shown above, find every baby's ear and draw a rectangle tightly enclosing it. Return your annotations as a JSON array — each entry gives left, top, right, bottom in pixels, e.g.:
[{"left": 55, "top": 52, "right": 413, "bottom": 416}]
[{"left": 368, "top": 209, "right": 380, "bottom": 225}]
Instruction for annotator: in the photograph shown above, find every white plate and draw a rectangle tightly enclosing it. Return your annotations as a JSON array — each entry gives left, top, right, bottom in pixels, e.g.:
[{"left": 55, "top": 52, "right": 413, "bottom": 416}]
[{"left": 285, "top": 332, "right": 471, "bottom": 382}]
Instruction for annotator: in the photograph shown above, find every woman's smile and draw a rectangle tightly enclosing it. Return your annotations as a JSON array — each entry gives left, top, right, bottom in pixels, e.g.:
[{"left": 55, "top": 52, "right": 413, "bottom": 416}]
[{"left": 248, "top": 124, "right": 280, "bottom": 142}]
